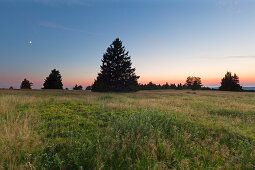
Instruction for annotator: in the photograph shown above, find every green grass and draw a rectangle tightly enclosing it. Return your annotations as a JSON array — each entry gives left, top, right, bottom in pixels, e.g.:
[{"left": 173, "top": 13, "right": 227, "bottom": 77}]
[{"left": 0, "top": 89, "right": 254, "bottom": 169}]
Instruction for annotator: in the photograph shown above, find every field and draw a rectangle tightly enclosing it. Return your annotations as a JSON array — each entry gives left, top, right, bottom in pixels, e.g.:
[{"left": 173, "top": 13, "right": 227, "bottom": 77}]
[{"left": 0, "top": 89, "right": 254, "bottom": 169}]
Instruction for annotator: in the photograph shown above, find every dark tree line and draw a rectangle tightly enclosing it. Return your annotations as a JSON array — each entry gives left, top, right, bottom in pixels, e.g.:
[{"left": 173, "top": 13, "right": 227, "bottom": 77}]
[
  {"left": 139, "top": 76, "right": 204, "bottom": 90},
  {"left": 17, "top": 70, "right": 241, "bottom": 92},
  {"left": 14, "top": 38, "right": 244, "bottom": 92},
  {"left": 139, "top": 82, "right": 185, "bottom": 90},
  {"left": 139, "top": 81, "right": 210, "bottom": 91}
]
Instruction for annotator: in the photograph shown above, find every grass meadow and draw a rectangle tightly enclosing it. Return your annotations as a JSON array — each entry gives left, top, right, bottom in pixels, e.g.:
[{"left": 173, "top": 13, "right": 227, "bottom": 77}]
[{"left": 0, "top": 89, "right": 254, "bottom": 169}]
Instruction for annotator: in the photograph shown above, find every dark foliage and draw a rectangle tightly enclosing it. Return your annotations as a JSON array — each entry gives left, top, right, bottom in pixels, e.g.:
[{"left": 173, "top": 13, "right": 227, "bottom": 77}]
[
  {"left": 43, "top": 69, "right": 63, "bottom": 89},
  {"left": 219, "top": 72, "right": 242, "bottom": 91},
  {"left": 92, "top": 38, "right": 139, "bottom": 92},
  {"left": 20, "top": 78, "right": 33, "bottom": 89},
  {"left": 138, "top": 82, "right": 211, "bottom": 91},
  {"left": 200, "top": 86, "right": 212, "bottom": 90},
  {"left": 185, "top": 76, "right": 202, "bottom": 90},
  {"left": 86, "top": 86, "right": 92, "bottom": 90},
  {"left": 139, "top": 82, "right": 159, "bottom": 90},
  {"left": 139, "top": 82, "right": 185, "bottom": 90},
  {"left": 73, "top": 84, "right": 83, "bottom": 90}
]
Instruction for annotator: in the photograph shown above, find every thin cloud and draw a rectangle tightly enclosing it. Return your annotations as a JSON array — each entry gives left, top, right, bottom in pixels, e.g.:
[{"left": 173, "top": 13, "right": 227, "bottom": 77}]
[
  {"left": 39, "top": 21, "right": 76, "bottom": 31},
  {"left": 38, "top": 21, "right": 101, "bottom": 36}
]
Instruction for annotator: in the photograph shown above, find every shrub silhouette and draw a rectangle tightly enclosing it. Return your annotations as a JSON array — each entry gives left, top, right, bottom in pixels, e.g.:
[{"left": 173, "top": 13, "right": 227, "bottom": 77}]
[
  {"left": 185, "top": 76, "right": 202, "bottom": 90},
  {"left": 73, "top": 84, "right": 83, "bottom": 90},
  {"left": 43, "top": 69, "right": 63, "bottom": 89},
  {"left": 86, "top": 86, "right": 92, "bottom": 90},
  {"left": 219, "top": 72, "right": 242, "bottom": 91},
  {"left": 20, "top": 78, "right": 33, "bottom": 89},
  {"left": 92, "top": 38, "right": 139, "bottom": 92}
]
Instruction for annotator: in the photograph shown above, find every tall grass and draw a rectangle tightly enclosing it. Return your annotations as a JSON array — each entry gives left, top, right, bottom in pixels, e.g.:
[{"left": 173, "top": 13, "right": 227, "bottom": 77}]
[{"left": 0, "top": 89, "right": 254, "bottom": 169}]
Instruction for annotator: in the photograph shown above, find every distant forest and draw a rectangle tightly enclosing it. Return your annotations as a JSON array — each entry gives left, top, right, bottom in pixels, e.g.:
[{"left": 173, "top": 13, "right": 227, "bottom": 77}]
[{"left": 10, "top": 38, "right": 244, "bottom": 92}]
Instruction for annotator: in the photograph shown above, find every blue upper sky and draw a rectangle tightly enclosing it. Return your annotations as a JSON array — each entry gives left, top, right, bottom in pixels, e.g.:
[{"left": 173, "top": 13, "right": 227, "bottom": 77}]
[{"left": 1, "top": 0, "right": 255, "bottom": 88}]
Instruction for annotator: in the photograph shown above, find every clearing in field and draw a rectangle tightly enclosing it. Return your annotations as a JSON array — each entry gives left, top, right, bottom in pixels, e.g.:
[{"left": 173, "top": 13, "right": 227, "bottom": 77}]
[{"left": 0, "top": 90, "right": 254, "bottom": 169}]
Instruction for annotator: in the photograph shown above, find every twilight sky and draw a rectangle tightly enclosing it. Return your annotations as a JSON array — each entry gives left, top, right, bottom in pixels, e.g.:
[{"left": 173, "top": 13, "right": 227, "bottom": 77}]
[{"left": 1, "top": 0, "right": 255, "bottom": 88}]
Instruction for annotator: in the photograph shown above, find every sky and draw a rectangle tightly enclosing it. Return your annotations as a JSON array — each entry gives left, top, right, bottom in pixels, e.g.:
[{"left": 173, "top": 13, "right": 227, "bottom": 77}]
[{"left": 1, "top": 0, "right": 255, "bottom": 89}]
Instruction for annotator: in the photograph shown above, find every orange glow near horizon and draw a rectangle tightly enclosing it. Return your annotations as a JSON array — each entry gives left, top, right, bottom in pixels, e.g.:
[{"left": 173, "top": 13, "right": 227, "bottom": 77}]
[
  {"left": 138, "top": 75, "right": 255, "bottom": 86},
  {"left": 1, "top": 72, "right": 255, "bottom": 89}
]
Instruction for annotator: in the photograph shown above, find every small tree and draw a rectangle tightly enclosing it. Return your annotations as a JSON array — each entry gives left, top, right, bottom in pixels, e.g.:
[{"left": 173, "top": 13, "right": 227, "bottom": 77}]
[
  {"left": 185, "top": 76, "right": 202, "bottom": 90},
  {"left": 73, "top": 84, "right": 83, "bottom": 90},
  {"left": 43, "top": 69, "right": 63, "bottom": 89},
  {"left": 20, "top": 78, "right": 33, "bottom": 89},
  {"left": 92, "top": 38, "right": 139, "bottom": 92},
  {"left": 219, "top": 72, "right": 242, "bottom": 91}
]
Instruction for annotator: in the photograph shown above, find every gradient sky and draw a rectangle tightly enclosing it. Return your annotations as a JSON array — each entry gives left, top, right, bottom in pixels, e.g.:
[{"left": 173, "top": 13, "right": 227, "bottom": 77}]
[{"left": 1, "top": 0, "right": 255, "bottom": 88}]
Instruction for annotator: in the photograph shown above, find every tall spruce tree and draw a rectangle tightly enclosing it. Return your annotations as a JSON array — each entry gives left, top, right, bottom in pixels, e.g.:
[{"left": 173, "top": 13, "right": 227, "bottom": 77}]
[
  {"left": 219, "top": 72, "right": 242, "bottom": 91},
  {"left": 20, "top": 78, "right": 33, "bottom": 89},
  {"left": 43, "top": 69, "right": 63, "bottom": 89},
  {"left": 92, "top": 38, "right": 139, "bottom": 92}
]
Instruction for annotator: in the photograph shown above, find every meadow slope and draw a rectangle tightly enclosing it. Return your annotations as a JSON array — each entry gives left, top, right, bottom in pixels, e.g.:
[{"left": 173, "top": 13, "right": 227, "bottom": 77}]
[{"left": 0, "top": 89, "right": 254, "bottom": 169}]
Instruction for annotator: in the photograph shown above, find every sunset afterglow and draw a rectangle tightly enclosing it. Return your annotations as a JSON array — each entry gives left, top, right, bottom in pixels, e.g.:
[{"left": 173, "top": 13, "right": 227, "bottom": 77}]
[{"left": 1, "top": 0, "right": 255, "bottom": 88}]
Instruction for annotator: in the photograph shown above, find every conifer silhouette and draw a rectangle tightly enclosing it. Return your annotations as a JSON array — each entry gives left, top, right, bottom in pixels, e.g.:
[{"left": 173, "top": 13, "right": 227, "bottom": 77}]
[
  {"left": 43, "top": 69, "right": 63, "bottom": 89},
  {"left": 20, "top": 78, "right": 33, "bottom": 89},
  {"left": 92, "top": 38, "right": 139, "bottom": 92},
  {"left": 219, "top": 72, "right": 242, "bottom": 91}
]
